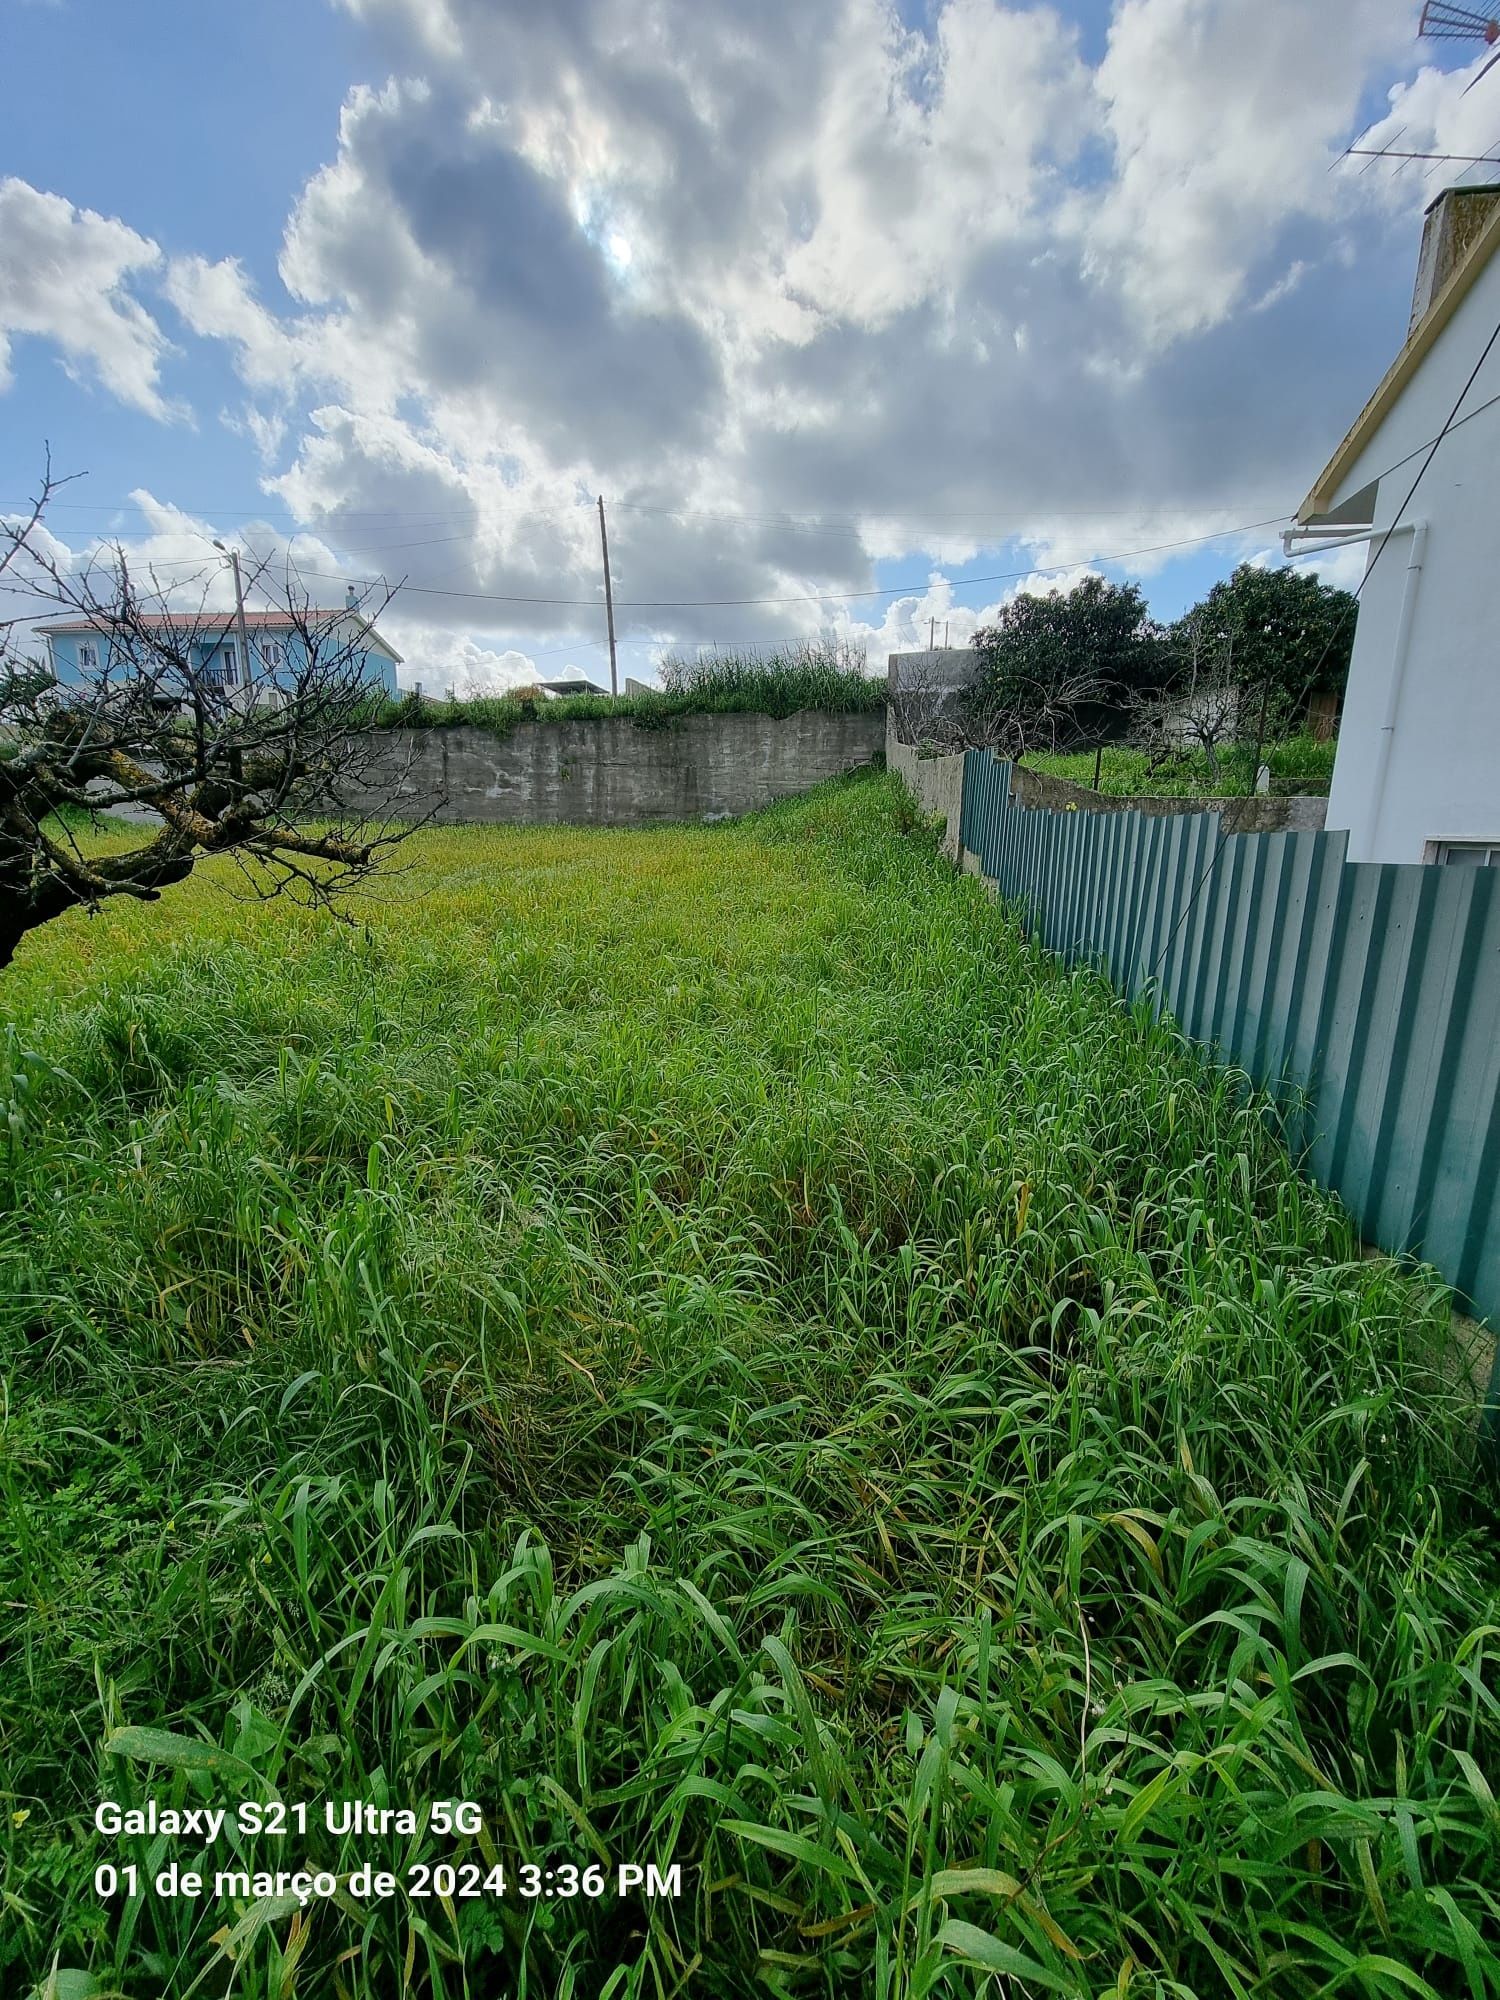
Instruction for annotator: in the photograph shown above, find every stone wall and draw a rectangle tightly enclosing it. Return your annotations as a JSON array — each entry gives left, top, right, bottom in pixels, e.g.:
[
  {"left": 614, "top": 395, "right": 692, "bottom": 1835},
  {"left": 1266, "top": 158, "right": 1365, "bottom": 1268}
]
[{"left": 351, "top": 709, "right": 885, "bottom": 826}]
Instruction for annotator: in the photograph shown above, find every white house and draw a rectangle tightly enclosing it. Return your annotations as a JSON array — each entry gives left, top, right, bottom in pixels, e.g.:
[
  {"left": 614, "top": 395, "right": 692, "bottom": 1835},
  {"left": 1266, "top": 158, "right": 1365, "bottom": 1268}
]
[
  {"left": 537, "top": 674, "right": 612, "bottom": 698},
  {"left": 1290, "top": 185, "right": 1500, "bottom": 865}
]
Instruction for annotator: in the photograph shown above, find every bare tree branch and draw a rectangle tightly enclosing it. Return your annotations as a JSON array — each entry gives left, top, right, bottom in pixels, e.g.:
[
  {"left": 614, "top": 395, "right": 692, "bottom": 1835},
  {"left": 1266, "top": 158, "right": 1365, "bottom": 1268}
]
[
  {"left": 1131, "top": 614, "right": 1246, "bottom": 786},
  {"left": 0, "top": 468, "right": 440, "bottom": 968},
  {"left": 889, "top": 651, "right": 972, "bottom": 752},
  {"left": 963, "top": 657, "right": 1110, "bottom": 761}
]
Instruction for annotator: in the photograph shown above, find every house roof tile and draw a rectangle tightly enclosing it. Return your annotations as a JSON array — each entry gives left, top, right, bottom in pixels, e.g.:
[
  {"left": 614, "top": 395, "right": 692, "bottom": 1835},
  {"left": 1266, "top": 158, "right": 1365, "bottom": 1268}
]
[{"left": 39, "top": 609, "right": 319, "bottom": 632}]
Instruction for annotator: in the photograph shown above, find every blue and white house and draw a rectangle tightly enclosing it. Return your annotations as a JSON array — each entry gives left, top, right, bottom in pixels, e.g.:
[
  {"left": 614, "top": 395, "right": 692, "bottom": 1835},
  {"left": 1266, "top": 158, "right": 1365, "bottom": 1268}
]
[{"left": 35, "top": 588, "right": 402, "bottom": 701}]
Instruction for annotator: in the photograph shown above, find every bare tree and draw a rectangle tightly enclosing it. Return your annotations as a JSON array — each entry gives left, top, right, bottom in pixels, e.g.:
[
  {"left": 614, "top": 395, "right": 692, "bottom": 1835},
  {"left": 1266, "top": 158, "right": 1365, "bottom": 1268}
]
[
  {"left": 962, "top": 579, "right": 1161, "bottom": 763},
  {"left": 888, "top": 650, "right": 967, "bottom": 752},
  {"left": 0, "top": 459, "right": 433, "bottom": 969},
  {"left": 1132, "top": 614, "right": 1245, "bottom": 787},
  {"left": 963, "top": 657, "right": 1110, "bottom": 762}
]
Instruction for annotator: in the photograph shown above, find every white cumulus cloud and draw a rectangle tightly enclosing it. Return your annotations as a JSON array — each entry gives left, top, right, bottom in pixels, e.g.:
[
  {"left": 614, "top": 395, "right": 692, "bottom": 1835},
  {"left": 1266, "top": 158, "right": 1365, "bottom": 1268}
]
[{"left": 0, "top": 178, "right": 180, "bottom": 418}]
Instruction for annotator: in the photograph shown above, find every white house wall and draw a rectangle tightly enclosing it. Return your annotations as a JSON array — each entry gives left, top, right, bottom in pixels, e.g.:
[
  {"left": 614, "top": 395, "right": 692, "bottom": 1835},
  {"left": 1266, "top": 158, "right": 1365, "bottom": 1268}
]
[{"left": 1325, "top": 250, "right": 1500, "bottom": 863}]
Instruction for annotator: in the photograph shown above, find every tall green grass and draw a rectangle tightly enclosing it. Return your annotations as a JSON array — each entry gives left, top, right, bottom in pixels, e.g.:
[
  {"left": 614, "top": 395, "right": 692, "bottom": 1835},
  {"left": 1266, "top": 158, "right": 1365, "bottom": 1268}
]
[
  {"left": 1, "top": 773, "right": 1496, "bottom": 1998},
  {"left": 366, "top": 640, "right": 884, "bottom": 740},
  {"left": 1023, "top": 735, "right": 1337, "bottom": 799}
]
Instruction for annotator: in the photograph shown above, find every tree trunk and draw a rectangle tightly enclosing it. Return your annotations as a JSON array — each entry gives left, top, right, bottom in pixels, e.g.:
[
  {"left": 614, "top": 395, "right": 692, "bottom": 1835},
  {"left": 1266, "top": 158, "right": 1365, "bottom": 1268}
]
[
  {"left": 0, "top": 846, "right": 196, "bottom": 968},
  {"left": 0, "top": 876, "right": 83, "bottom": 969}
]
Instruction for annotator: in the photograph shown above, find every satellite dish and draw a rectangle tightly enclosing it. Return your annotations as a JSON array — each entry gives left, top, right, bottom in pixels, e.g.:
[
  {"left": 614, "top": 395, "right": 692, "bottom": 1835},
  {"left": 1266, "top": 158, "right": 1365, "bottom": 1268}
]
[{"left": 1419, "top": 2, "right": 1500, "bottom": 92}]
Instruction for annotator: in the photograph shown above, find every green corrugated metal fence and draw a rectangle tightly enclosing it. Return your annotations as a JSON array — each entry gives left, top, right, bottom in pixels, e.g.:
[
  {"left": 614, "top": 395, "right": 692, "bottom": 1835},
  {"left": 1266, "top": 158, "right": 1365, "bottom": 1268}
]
[{"left": 959, "top": 750, "right": 1500, "bottom": 1378}]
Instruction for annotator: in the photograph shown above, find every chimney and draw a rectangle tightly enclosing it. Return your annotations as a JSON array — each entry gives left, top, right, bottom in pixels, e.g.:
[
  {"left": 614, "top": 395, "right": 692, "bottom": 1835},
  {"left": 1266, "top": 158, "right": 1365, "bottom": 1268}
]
[
  {"left": 1410, "top": 184, "right": 1500, "bottom": 334},
  {"left": 345, "top": 583, "right": 358, "bottom": 611}
]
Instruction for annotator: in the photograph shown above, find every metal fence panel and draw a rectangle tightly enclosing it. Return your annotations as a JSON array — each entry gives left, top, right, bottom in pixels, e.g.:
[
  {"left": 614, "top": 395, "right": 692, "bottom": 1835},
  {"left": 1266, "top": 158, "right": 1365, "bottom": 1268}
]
[{"left": 956, "top": 752, "right": 1500, "bottom": 1357}]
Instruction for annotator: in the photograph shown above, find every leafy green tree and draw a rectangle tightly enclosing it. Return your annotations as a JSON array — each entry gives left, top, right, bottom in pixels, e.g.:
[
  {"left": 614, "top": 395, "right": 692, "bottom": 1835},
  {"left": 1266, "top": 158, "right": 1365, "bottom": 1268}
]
[
  {"left": 1173, "top": 563, "right": 1356, "bottom": 714},
  {"left": 966, "top": 576, "right": 1165, "bottom": 753}
]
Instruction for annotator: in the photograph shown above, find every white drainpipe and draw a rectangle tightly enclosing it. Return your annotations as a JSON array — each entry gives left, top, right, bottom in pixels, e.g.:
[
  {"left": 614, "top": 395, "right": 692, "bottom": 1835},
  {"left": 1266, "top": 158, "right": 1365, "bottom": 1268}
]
[
  {"left": 1364, "top": 521, "right": 1427, "bottom": 858},
  {"left": 1281, "top": 526, "right": 1376, "bottom": 555}
]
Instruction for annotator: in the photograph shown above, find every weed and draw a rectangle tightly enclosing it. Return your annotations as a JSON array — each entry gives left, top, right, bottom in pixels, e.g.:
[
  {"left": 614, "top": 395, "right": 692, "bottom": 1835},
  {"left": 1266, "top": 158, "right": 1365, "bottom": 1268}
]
[
  {"left": 360, "top": 641, "right": 884, "bottom": 743},
  {"left": 1, "top": 773, "right": 1495, "bottom": 1997}
]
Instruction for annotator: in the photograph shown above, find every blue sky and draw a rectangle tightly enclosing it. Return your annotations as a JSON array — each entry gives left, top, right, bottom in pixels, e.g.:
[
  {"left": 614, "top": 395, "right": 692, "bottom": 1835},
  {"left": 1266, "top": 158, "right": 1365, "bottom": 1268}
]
[
  {"left": 2, "top": 1, "right": 361, "bottom": 522},
  {"left": 3, "top": 0, "right": 1496, "bottom": 688}
]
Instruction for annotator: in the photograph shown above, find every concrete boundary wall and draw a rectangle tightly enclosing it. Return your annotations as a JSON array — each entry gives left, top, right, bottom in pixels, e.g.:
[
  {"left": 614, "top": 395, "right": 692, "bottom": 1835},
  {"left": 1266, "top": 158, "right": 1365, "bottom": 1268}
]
[
  {"left": 884, "top": 716, "right": 966, "bottom": 860},
  {"left": 347, "top": 710, "right": 885, "bottom": 826},
  {"left": 1009, "top": 763, "right": 1329, "bottom": 835},
  {"left": 885, "top": 722, "right": 1327, "bottom": 846}
]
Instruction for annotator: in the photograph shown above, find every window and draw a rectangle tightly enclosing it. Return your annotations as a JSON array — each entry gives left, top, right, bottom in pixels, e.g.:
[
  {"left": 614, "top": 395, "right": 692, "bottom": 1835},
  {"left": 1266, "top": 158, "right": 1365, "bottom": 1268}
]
[
  {"left": 201, "top": 646, "right": 237, "bottom": 689},
  {"left": 259, "top": 639, "right": 285, "bottom": 668},
  {"left": 1433, "top": 841, "right": 1500, "bottom": 867},
  {"left": 78, "top": 641, "right": 98, "bottom": 670}
]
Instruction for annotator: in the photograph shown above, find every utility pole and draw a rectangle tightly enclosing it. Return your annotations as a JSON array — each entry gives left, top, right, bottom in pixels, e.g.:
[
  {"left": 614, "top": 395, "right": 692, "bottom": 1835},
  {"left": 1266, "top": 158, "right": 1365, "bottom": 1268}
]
[
  {"left": 229, "top": 550, "right": 252, "bottom": 701},
  {"left": 211, "top": 540, "right": 251, "bottom": 782},
  {"left": 1251, "top": 662, "right": 1273, "bottom": 790},
  {"left": 598, "top": 495, "right": 619, "bottom": 697},
  {"left": 213, "top": 539, "right": 253, "bottom": 706},
  {"left": 929, "top": 617, "right": 936, "bottom": 650}
]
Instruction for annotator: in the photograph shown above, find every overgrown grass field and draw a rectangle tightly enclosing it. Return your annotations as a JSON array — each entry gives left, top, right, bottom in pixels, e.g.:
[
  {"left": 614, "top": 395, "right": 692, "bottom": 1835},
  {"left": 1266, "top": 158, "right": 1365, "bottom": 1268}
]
[
  {"left": 2, "top": 774, "right": 1496, "bottom": 1999},
  {"left": 1021, "top": 736, "right": 1338, "bottom": 799}
]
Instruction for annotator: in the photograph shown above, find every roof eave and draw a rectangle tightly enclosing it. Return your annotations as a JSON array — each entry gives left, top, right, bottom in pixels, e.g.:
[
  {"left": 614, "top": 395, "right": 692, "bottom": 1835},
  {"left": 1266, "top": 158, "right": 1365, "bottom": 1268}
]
[
  {"left": 343, "top": 612, "right": 402, "bottom": 664},
  {"left": 363, "top": 627, "right": 404, "bottom": 665},
  {"left": 32, "top": 611, "right": 403, "bottom": 665},
  {"left": 1297, "top": 194, "right": 1500, "bottom": 524}
]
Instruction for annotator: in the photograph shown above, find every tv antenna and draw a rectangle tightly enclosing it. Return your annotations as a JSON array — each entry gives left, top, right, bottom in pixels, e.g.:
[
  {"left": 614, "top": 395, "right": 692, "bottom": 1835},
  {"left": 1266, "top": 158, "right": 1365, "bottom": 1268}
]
[{"left": 1419, "top": 3, "right": 1500, "bottom": 92}]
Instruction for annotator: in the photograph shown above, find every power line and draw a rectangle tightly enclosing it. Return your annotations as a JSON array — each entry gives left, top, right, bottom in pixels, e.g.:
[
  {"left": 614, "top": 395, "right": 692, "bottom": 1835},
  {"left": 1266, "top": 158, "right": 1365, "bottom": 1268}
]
[
  {"left": 596, "top": 498, "right": 1292, "bottom": 536},
  {"left": 1325, "top": 385, "right": 1500, "bottom": 488},
  {"left": 0, "top": 491, "right": 1294, "bottom": 541},
  {"left": 1152, "top": 310, "right": 1500, "bottom": 984},
  {"left": 1285, "top": 315, "right": 1500, "bottom": 705},
  {"left": 35, "top": 515, "right": 1293, "bottom": 611}
]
